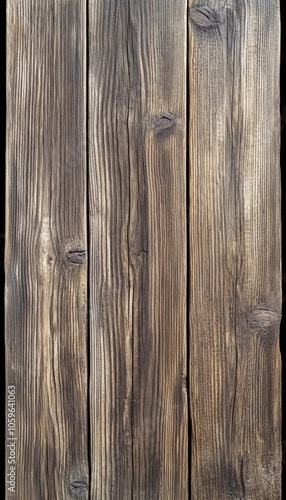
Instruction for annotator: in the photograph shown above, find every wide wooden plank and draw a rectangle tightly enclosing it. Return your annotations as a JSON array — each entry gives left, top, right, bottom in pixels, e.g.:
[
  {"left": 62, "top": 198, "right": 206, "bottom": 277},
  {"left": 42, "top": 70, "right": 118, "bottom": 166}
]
[
  {"left": 6, "top": 2, "right": 88, "bottom": 498},
  {"left": 188, "top": 1, "right": 281, "bottom": 498},
  {"left": 88, "top": 0, "right": 188, "bottom": 497}
]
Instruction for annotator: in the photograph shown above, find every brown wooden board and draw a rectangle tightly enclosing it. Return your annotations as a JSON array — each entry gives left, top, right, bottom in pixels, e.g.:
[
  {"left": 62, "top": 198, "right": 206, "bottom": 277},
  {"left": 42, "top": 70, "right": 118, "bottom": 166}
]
[
  {"left": 6, "top": 1, "right": 88, "bottom": 498},
  {"left": 188, "top": 1, "right": 281, "bottom": 498},
  {"left": 88, "top": 0, "right": 188, "bottom": 497}
]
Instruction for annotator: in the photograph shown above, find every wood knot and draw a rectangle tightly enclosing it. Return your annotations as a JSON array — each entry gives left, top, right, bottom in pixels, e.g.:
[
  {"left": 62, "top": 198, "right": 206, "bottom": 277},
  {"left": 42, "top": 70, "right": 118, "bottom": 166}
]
[
  {"left": 151, "top": 113, "right": 176, "bottom": 137},
  {"left": 66, "top": 247, "right": 87, "bottom": 265},
  {"left": 70, "top": 478, "right": 89, "bottom": 494},
  {"left": 250, "top": 306, "right": 281, "bottom": 328},
  {"left": 190, "top": 6, "right": 220, "bottom": 29},
  {"left": 137, "top": 249, "right": 148, "bottom": 257}
]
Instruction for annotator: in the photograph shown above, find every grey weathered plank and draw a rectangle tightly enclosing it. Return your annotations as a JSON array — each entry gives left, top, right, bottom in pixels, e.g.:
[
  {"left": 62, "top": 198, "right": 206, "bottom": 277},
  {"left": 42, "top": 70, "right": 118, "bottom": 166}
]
[
  {"left": 188, "top": 1, "right": 281, "bottom": 498},
  {"left": 6, "top": 1, "right": 88, "bottom": 498},
  {"left": 88, "top": 0, "right": 188, "bottom": 497}
]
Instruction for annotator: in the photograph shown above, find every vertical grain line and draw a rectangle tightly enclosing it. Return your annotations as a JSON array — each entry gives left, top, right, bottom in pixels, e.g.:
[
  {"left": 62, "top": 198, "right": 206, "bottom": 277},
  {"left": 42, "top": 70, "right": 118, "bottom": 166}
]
[
  {"left": 280, "top": 2, "right": 286, "bottom": 495},
  {"left": 126, "top": 1, "right": 134, "bottom": 494},
  {"left": 227, "top": 8, "right": 239, "bottom": 447},
  {"left": 2, "top": 4, "right": 6, "bottom": 498},
  {"left": 186, "top": 4, "right": 192, "bottom": 498},
  {"left": 86, "top": 0, "right": 91, "bottom": 496}
]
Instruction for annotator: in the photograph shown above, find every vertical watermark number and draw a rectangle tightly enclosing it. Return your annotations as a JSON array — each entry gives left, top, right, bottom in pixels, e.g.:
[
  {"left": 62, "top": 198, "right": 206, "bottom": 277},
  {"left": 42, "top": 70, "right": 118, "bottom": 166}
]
[{"left": 7, "top": 385, "right": 16, "bottom": 494}]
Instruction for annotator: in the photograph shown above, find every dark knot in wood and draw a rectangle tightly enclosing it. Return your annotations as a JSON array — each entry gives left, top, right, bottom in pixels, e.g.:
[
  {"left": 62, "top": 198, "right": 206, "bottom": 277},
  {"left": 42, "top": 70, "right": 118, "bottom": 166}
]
[
  {"left": 250, "top": 306, "right": 281, "bottom": 328},
  {"left": 151, "top": 113, "right": 176, "bottom": 137},
  {"left": 66, "top": 247, "right": 87, "bottom": 265},
  {"left": 70, "top": 478, "right": 89, "bottom": 492},
  {"left": 190, "top": 6, "right": 219, "bottom": 29}
]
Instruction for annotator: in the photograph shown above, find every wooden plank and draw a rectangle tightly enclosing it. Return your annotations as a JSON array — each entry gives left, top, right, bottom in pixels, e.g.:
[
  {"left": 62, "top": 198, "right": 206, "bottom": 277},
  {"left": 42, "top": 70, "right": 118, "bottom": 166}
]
[
  {"left": 88, "top": 0, "right": 188, "bottom": 497},
  {"left": 6, "top": 2, "right": 88, "bottom": 498},
  {"left": 188, "top": 1, "right": 281, "bottom": 498}
]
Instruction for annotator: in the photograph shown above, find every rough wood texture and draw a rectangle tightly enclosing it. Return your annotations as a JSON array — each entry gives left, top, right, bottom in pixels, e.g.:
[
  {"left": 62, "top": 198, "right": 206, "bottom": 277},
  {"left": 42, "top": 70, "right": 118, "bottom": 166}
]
[
  {"left": 88, "top": 0, "right": 188, "bottom": 497},
  {"left": 6, "top": 1, "right": 88, "bottom": 498},
  {"left": 6, "top": 0, "right": 281, "bottom": 498},
  {"left": 189, "top": 0, "right": 281, "bottom": 498}
]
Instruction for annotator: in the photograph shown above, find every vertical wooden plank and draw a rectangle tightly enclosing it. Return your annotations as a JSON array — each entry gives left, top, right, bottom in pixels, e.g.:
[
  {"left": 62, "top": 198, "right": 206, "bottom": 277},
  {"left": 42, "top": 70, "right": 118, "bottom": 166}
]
[
  {"left": 6, "top": 2, "right": 88, "bottom": 498},
  {"left": 89, "top": 0, "right": 188, "bottom": 497},
  {"left": 189, "top": 0, "right": 281, "bottom": 498}
]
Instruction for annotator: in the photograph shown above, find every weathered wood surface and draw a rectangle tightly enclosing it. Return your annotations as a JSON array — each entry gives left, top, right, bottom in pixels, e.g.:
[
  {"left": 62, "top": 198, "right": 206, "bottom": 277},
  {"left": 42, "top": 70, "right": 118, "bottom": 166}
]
[
  {"left": 6, "top": 0, "right": 281, "bottom": 498},
  {"left": 188, "top": 1, "right": 281, "bottom": 498},
  {"left": 88, "top": 0, "right": 188, "bottom": 497},
  {"left": 6, "top": 1, "right": 88, "bottom": 498}
]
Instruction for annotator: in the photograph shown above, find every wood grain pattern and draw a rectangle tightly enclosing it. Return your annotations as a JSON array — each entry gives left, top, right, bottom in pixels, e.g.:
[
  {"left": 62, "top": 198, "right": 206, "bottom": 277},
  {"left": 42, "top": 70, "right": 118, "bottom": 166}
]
[
  {"left": 88, "top": 0, "right": 188, "bottom": 497},
  {"left": 6, "top": 0, "right": 281, "bottom": 498},
  {"left": 6, "top": 1, "right": 88, "bottom": 498},
  {"left": 188, "top": 0, "right": 281, "bottom": 498}
]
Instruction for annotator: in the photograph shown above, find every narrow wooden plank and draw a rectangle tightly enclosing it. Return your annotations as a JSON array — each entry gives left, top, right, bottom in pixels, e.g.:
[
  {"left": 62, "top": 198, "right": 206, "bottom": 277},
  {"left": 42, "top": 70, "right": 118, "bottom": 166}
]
[
  {"left": 189, "top": 1, "right": 281, "bottom": 498},
  {"left": 6, "top": 2, "right": 88, "bottom": 498},
  {"left": 89, "top": 0, "right": 188, "bottom": 497}
]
